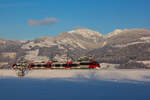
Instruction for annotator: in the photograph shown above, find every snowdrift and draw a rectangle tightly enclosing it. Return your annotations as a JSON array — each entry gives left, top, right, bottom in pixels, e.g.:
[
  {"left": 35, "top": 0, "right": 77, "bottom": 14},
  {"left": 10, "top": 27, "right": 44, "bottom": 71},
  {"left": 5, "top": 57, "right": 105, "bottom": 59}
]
[{"left": 0, "top": 69, "right": 150, "bottom": 82}]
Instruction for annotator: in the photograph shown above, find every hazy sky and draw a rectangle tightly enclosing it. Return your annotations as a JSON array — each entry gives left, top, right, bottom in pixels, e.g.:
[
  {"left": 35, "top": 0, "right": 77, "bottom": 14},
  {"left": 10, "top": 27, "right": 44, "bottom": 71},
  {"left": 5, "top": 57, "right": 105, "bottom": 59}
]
[{"left": 0, "top": 0, "right": 150, "bottom": 40}]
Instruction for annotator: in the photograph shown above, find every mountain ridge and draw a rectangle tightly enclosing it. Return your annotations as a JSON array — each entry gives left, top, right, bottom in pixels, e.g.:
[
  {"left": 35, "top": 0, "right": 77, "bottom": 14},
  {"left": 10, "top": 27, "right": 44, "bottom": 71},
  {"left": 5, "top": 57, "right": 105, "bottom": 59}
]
[{"left": 0, "top": 28, "right": 150, "bottom": 68}]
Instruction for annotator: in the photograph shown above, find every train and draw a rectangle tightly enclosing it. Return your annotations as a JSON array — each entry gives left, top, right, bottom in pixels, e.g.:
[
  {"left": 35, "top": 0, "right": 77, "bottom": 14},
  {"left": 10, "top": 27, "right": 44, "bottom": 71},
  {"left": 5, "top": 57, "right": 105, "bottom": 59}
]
[
  {"left": 12, "top": 61, "right": 100, "bottom": 70},
  {"left": 11, "top": 56, "right": 101, "bottom": 77}
]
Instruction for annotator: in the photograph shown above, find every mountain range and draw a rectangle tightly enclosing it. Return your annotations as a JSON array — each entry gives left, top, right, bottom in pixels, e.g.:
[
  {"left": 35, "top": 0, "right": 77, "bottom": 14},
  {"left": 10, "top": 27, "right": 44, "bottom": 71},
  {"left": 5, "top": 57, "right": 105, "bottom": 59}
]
[{"left": 0, "top": 28, "right": 150, "bottom": 69}]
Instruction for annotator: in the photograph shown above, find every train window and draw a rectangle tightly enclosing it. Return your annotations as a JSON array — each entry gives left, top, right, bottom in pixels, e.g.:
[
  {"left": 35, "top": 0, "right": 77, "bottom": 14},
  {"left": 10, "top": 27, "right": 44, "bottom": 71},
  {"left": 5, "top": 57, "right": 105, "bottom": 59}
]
[
  {"left": 37, "top": 64, "right": 41, "bottom": 67},
  {"left": 43, "top": 64, "right": 47, "bottom": 67},
  {"left": 55, "top": 64, "right": 61, "bottom": 67},
  {"left": 62, "top": 64, "right": 67, "bottom": 67},
  {"left": 71, "top": 64, "right": 78, "bottom": 67},
  {"left": 61, "top": 64, "right": 78, "bottom": 67},
  {"left": 80, "top": 63, "right": 92, "bottom": 65},
  {"left": 47, "top": 64, "right": 51, "bottom": 67}
]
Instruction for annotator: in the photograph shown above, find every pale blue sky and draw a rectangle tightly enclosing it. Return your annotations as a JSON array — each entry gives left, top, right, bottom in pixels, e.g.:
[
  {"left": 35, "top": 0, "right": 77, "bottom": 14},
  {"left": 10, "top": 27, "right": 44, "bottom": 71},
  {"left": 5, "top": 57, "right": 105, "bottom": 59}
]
[{"left": 0, "top": 0, "right": 150, "bottom": 40}]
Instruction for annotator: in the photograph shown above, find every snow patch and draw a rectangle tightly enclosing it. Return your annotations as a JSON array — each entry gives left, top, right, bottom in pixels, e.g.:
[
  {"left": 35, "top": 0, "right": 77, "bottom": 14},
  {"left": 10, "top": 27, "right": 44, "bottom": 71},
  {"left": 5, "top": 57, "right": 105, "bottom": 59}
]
[
  {"left": 57, "top": 38, "right": 86, "bottom": 49},
  {"left": 113, "top": 40, "right": 150, "bottom": 48},
  {"left": 106, "top": 29, "right": 123, "bottom": 38},
  {"left": 68, "top": 29, "right": 102, "bottom": 39},
  {"left": 21, "top": 41, "right": 57, "bottom": 49},
  {"left": 58, "top": 45, "right": 65, "bottom": 50},
  {"left": 113, "top": 42, "right": 145, "bottom": 48},
  {"left": 24, "top": 49, "right": 49, "bottom": 62},
  {"left": 102, "top": 41, "right": 107, "bottom": 47},
  {"left": 76, "top": 42, "right": 86, "bottom": 49},
  {"left": 140, "top": 37, "right": 150, "bottom": 41},
  {"left": 136, "top": 60, "right": 150, "bottom": 67},
  {"left": 0, "top": 40, "right": 6, "bottom": 44},
  {"left": 1, "top": 69, "right": 150, "bottom": 83}
]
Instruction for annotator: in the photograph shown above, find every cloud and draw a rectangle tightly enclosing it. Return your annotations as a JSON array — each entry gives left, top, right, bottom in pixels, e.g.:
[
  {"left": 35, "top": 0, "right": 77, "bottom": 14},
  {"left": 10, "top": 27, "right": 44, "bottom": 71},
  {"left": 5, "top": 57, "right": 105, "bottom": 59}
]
[{"left": 28, "top": 17, "right": 60, "bottom": 26}]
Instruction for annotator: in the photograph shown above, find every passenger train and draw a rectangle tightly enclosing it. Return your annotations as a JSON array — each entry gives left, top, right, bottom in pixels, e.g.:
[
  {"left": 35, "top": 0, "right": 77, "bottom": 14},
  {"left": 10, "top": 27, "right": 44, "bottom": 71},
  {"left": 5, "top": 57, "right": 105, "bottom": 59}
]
[{"left": 11, "top": 56, "right": 100, "bottom": 77}]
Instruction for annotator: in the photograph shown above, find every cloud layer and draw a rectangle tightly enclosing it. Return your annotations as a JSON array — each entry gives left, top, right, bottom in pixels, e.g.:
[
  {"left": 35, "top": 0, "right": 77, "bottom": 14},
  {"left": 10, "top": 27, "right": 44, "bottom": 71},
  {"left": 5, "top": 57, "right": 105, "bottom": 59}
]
[{"left": 28, "top": 17, "right": 59, "bottom": 26}]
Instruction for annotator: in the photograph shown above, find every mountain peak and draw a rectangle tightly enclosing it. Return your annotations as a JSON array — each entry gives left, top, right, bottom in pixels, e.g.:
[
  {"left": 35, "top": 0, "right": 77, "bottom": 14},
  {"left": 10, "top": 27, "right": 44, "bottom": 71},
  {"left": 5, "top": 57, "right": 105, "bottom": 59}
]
[
  {"left": 68, "top": 28, "right": 102, "bottom": 38},
  {"left": 105, "top": 29, "right": 124, "bottom": 38}
]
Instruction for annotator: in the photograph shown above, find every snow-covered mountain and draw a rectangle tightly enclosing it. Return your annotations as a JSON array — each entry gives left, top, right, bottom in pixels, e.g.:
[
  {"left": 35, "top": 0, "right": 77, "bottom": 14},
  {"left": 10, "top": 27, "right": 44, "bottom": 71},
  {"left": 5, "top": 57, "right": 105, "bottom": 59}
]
[
  {"left": 19, "top": 28, "right": 103, "bottom": 62},
  {"left": 22, "top": 28, "right": 103, "bottom": 49},
  {"left": 104, "top": 28, "right": 150, "bottom": 46}
]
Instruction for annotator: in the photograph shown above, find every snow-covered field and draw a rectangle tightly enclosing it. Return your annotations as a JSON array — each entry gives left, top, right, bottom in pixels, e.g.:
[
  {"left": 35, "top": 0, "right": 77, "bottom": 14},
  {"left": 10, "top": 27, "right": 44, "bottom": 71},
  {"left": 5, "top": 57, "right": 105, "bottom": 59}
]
[{"left": 0, "top": 69, "right": 150, "bottom": 83}]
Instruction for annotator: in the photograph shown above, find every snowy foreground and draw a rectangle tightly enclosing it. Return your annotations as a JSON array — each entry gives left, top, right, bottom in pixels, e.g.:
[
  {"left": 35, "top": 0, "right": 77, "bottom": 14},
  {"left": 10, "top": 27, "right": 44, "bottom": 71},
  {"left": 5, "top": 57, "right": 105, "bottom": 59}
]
[{"left": 0, "top": 69, "right": 150, "bottom": 83}]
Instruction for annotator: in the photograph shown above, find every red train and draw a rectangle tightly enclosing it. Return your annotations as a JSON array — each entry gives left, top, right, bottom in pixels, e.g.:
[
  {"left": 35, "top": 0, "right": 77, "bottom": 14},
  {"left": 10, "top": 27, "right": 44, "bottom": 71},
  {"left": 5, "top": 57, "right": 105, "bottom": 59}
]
[{"left": 12, "top": 60, "right": 100, "bottom": 70}]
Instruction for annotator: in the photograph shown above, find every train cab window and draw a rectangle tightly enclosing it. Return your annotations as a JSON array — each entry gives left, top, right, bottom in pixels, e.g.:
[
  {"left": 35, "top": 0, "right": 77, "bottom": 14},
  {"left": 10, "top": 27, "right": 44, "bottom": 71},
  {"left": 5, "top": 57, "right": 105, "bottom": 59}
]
[
  {"left": 96, "top": 62, "right": 99, "bottom": 65},
  {"left": 91, "top": 62, "right": 99, "bottom": 65}
]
